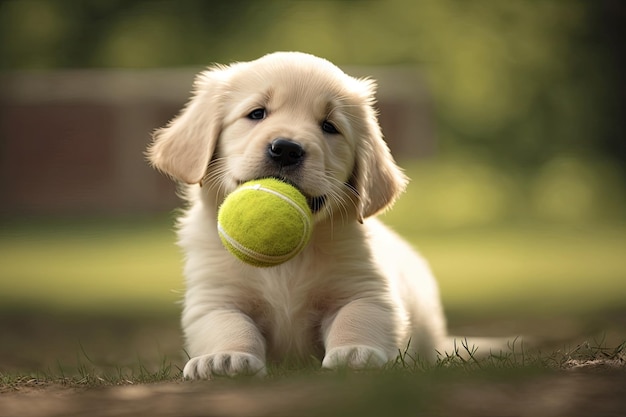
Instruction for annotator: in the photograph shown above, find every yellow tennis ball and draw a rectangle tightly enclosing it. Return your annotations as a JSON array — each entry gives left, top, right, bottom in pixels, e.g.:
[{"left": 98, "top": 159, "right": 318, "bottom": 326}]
[{"left": 217, "top": 178, "right": 313, "bottom": 267}]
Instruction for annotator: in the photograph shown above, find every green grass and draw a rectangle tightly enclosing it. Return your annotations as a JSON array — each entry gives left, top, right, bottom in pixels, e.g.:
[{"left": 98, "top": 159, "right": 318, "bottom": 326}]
[
  {"left": 1, "top": 215, "right": 624, "bottom": 316},
  {"left": 0, "top": 358, "right": 180, "bottom": 392},
  {"left": 2, "top": 336, "right": 623, "bottom": 391},
  {"left": 401, "top": 223, "right": 626, "bottom": 315},
  {"left": 0, "top": 215, "right": 183, "bottom": 314},
  {"left": 3, "top": 350, "right": 624, "bottom": 417},
  {"left": 1, "top": 212, "right": 624, "bottom": 403}
]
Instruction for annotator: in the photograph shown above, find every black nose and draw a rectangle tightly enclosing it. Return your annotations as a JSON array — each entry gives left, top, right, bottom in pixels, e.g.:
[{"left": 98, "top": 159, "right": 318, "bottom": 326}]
[{"left": 268, "top": 139, "right": 305, "bottom": 166}]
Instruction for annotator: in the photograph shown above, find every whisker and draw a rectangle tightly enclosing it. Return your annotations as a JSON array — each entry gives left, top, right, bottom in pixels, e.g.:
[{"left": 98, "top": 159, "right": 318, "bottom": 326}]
[
  {"left": 202, "top": 157, "right": 232, "bottom": 212},
  {"left": 322, "top": 174, "right": 359, "bottom": 225}
]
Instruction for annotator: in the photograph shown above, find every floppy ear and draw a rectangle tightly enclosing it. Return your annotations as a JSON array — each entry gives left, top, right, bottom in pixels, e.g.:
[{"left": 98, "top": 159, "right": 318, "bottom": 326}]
[
  {"left": 351, "top": 80, "right": 408, "bottom": 221},
  {"left": 146, "top": 68, "right": 227, "bottom": 184}
]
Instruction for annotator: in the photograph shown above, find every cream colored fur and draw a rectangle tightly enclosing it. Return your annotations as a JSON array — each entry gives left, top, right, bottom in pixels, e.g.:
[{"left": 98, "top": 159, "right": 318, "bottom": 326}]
[{"left": 148, "top": 52, "right": 490, "bottom": 379}]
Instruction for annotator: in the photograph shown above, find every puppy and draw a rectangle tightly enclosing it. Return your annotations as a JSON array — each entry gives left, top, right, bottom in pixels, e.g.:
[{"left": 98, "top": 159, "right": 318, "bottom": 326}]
[{"left": 148, "top": 52, "right": 462, "bottom": 379}]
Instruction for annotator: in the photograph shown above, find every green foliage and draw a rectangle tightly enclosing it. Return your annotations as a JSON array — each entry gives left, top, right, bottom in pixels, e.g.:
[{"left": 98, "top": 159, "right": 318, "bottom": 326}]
[
  {"left": 1, "top": 0, "right": 623, "bottom": 171},
  {"left": 387, "top": 155, "right": 626, "bottom": 230}
]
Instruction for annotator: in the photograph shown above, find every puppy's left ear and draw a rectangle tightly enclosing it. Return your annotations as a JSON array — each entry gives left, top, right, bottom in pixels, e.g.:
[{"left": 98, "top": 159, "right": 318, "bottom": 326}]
[
  {"left": 351, "top": 79, "right": 408, "bottom": 221},
  {"left": 146, "top": 67, "right": 227, "bottom": 184}
]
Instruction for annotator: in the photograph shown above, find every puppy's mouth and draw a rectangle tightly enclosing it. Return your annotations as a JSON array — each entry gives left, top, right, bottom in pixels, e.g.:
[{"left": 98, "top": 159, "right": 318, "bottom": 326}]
[
  {"left": 235, "top": 177, "right": 327, "bottom": 213},
  {"left": 306, "top": 195, "right": 327, "bottom": 214}
]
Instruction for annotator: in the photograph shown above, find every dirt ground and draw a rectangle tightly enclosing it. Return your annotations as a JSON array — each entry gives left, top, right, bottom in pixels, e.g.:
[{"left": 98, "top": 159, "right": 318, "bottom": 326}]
[
  {"left": 1, "top": 310, "right": 625, "bottom": 417},
  {"left": 2, "top": 366, "right": 626, "bottom": 417}
]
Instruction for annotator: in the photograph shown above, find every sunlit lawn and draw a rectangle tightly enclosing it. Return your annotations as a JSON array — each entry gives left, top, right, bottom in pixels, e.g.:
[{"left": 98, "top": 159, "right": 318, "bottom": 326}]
[
  {"left": 0, "top": 216, "right": 183, "bottom": 314},
  {"left": 1, "top": 215, "right": 624, "bottom": 318},
  {"left": 403, "top": 223, "right": 626, "bottom": 315},
  {"left": 1, "top": 213, "right": 625, "bottom": 413}
]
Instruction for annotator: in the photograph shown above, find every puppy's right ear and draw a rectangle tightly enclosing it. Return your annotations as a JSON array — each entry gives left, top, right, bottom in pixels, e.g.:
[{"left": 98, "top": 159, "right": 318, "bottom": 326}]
[{"left": 147, "top": 68, "right": 226, "bottom": 184}]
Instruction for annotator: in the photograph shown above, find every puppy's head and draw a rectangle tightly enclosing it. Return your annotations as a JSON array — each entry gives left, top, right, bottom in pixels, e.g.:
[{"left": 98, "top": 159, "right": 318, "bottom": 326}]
[{"left": 148, "top": 52, "right": 407, "bottom": 221}]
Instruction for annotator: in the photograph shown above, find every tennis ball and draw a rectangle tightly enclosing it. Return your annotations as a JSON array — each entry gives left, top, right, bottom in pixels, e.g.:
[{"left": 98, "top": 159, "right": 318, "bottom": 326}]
[{"left": 217, "top": 178, "right": 313, "bottom": 267}]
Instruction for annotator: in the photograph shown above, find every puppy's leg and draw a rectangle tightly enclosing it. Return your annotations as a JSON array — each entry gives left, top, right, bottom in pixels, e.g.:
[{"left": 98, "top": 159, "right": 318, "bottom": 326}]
[
  {"left": 183, "top": 309, "right": 266, "bottom": 379},
  {"left": 321, "top": 299, "right": 399, "bottom": 370}
]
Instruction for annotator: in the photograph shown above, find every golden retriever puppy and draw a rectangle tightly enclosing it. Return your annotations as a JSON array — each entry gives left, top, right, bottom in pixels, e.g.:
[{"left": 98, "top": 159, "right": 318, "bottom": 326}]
[{"left": 148, "top": 52, "right": 451, "bottom": 379}]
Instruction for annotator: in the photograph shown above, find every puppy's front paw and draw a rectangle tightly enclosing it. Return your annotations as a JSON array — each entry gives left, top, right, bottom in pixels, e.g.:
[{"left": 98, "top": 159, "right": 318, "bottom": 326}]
[
  {"left": 322, "top": 345, "right": 388, "bottom": 370},
  {"left": 183, "top": 352, "right": 266, "bottom": 379}
]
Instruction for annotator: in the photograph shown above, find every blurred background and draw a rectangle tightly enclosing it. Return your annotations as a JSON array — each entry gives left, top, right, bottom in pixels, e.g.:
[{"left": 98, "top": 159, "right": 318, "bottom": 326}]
[{"left": 0, "top": 0, "right": 624, "bottom": 373}]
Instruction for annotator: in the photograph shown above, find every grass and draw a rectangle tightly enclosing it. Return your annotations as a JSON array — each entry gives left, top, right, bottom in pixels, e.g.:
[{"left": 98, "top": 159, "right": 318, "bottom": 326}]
[
  {"left": 0, "top": 360, "right": 180, "bottom": 393},
  {"left": 0, "top": 212, "right": 624, "bottom": 415},
  {"left": 2, "top": 336, "right": 623, "bottom": 391},
  {"left": 0, "top": 215, "right": 183, "bottom": 314},
  {"left": 1, "top": 215, "right": 624, "bottom": 316},
  {"left": 400, "top": 223, "right": 626, "bottom": 315}
]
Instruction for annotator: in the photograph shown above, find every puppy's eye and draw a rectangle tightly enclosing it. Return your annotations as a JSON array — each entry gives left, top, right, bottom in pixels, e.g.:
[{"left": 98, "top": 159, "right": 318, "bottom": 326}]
[
  {"left": 248, "top": 108, "right": 266, "bottom": 120},
  {"left": 322, "top": 120, "right": 339, "bottom": 134}
]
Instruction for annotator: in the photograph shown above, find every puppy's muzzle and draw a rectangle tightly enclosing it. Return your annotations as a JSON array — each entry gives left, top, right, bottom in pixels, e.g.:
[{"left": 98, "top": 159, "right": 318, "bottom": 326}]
[
  {"left": 268, "top": 138, "right": 305, "bottom": 167},
  {"left": 262, "top": 138, "right": 327, "bottom": 213}
]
